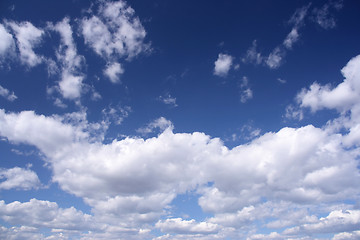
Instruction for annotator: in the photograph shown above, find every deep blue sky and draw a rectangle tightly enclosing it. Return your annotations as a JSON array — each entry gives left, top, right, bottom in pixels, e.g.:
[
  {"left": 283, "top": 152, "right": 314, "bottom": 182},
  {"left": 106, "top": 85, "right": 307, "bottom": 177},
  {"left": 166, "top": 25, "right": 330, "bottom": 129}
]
[{"left": 0, "top": 0, "right": 360, "bottom": 239}]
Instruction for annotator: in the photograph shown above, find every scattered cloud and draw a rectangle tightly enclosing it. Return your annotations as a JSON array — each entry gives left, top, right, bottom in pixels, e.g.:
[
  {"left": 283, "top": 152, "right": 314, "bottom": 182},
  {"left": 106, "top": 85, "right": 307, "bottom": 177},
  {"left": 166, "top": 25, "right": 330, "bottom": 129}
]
[
  {"left": 7, "top": 21, "right": 44, "bottom": 67},
  {"left": 0, "top": 85, "right": 17, "bottom": 101},
  {"left": 312, "top": 0, "right": 343, "bottom": 29},
  {"left": 80, "top": 0, "right": 149, "bottom": 82},
  {"left": 242, "top": 40, "right": 263, "bottom": 65},
  {"left": 158, "top": 93, "right": 178, "bottom": 107},
  {"left": 239, "top": 76, "right": 253, "bottom": 103},
  {"left": 102, "top": 104, "right": 131, "bottom": 125},
  {"left": 0, "top": 167, "right": 41, "bottom": 190},
  {"left": 103, "top": 62, "right": 124, "bottom": 83},
  {"left": 277, "top": 78, "right": 287, "bottom": 84},
  {"left": 136, "top": 117, "right": 173, "bottom": 134},
  {"left": 214, "top": 53, "right": 233, "bottom": 77}
]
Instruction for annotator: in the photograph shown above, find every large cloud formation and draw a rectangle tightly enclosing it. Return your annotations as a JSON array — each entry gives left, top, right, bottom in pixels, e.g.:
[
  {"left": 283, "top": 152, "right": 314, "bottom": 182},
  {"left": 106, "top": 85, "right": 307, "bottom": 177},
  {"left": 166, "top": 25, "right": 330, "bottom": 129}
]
[{"left": 0, "top": 54, "right": 360, "bottom": 239}]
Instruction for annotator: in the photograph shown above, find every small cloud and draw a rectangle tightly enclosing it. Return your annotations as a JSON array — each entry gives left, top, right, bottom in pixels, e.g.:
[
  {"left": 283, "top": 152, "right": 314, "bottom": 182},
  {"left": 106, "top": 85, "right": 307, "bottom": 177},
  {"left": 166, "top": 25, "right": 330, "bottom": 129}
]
[
  {"left": 283, "top": 28, "right": 299, "bottom": 49},
  {"left": 214, "top": 53, "right": 233, "bottom": 77},
  {"left": 102, "top": 105, "right": 131, "bottom": 125},
  {"left": 0, "top": 166, "right": 41, "bottom": 191},
  {"left": 136, "top": 117, "right": 173, "bottom": 135},
  {"left": 277, "top": 78, "right": 287, "bottom": 84},
  {"left": 158, "top": 93, "right": 178, "bottom": 108},
  {"left": 266, "top": 47, "right": 286, "bottom": 69},
  {"left": 285, "top": 104, "right": 304, "bottom": 121},
  {"left": 0, "top": 85, "right": 17, "bottom": 101},
  {"left": 312, "top": 0, "right": 343, "bottom": 29},
  {"left": 103, "top": 62, "right": 124, "bottom": 83},
  {"left": 239, "top": 76, "right": 253, "bottom": 103},
  {"left": 242, "top": 40, "right": 263, "bottom": 65}
]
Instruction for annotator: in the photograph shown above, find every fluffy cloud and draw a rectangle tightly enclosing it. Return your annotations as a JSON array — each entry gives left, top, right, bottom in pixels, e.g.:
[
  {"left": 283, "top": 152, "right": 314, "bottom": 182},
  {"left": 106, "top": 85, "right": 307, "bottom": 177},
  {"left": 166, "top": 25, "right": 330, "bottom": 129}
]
[
  {"left": 265, "top": 47, "right": 285, "bottom": 69},
  {"left": 0, "top": 198, "right": 95, "bottom": 234},
  {"left": 49, "top": 18, "right": 85, "bottom": 99},
  {"left": 0, "top": 167, "right": 41, "bottom": 190},
  {"left": 213, "top": 53, "right": 233, "bottom": 77},
  {"left": 0, "top": 24, "right": 15, "bottom": 57},
  {"left": 7, "top": 21, "right": 44, "bottom": 67},
  {"left": 0, "top": 85, "right": 17, "bottom": 101},
  {"left": 103, "top": 62, "right": 124, "bottom": 83},
  {"left": 0, "top": 55, "right": 360, "bottom": 239},
  {"left": 80, "top": 0, "right": 149, "bottom": 82}
]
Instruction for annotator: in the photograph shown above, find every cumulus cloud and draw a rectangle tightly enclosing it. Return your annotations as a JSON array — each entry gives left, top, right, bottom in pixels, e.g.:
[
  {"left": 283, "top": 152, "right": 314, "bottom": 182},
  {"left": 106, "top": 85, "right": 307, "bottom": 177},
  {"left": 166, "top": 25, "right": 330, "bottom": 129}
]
[
  {"left": 103, "top": 62, "right": 124, "bottom": 83},
  {"left": 0, "top": 24, "right": 15, "bottom": 58},
  {"left": 7, "top": 21, "right": 44, "bottom": 67},
  {"left": 0, "top": 55, "right": 360, "bottom": 239},
  {"left": 213, "top": 53, "right": 233, "bottom": 77},
  {"left": 49, "top": 18, "right": 85, "bottom": 100},
  {"left": 0, "top": 167, "right": 41, "bottom": 190},
  {"left": 80, "top": 0, "right": 149, "bottom": 82},
  {"left": 0, "top": 85, "right": 17, "bottom": 101},
  {"left": 0, "top": 198, "right": 95, "bottom": 234}
]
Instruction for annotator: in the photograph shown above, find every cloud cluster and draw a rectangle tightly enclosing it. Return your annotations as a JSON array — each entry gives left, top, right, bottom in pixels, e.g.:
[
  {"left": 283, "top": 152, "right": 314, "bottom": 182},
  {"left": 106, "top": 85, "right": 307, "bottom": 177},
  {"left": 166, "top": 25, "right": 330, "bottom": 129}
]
[
  {"left": 0, "top": 0, "right": 149, "bottom": 103},
  {"left": 243, "top": 1, "right": 342, "bottom": 70},
  {"left": 0, "top": 53, "right": 360, "bottom": 238}
]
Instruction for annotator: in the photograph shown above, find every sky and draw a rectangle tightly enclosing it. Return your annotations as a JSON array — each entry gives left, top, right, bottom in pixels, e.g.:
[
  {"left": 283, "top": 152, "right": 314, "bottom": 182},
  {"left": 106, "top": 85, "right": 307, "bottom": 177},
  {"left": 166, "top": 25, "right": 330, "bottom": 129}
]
[{"left": 0, "top": 0, "right": 360, "bottom": 239}]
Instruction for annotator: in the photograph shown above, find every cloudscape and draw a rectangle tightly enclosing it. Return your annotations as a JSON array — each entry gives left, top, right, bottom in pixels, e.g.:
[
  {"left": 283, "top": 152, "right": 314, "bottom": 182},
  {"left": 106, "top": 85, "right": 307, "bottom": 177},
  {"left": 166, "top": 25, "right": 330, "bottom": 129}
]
[{"left": 0, "top": 0, "right": 360, "bottom": 239}]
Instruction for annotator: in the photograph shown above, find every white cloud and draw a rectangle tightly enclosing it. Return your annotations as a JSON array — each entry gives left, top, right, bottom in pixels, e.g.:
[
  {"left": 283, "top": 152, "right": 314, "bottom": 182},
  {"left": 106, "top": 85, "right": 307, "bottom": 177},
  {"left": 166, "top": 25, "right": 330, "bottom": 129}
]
[
  {"left": 156, "top": 218, "right": 219, "bottom": 234},
  {"left": 103, "top": 62, "right": 124, "bottom": 83},
  {"left": 265, "top": 47, "right": 285, "bottom": 69},
  {"left": 158, "top": 93, "right": 178, "bottom": 107},
  {"left": 333, "top": 230, "right": 360, "bottom": 240},
  {"left": 277, "top": 78, "right": 287, "bottom": 84},
  {"left": 49, "top": 18, "right": 85, "bottom": 100},
  {"left": 102, "top": 105, "right": 131, "bottom": 125},
  {"left": 312, "top": 1, "right": 343, "bottom": 29},
  {"left": 0, "top": 56, "right": 360, "bottom": 239},
  {"left": 80, "top": 0, "right": 149, "bottom": 82},
  {"left": 239, "top": 76, "right": 253, "bottom": 103},
  {"left": 0, "top": 198, "right": 95, "bottom": 233},
  {"left": 136, "top": 117, "right": 173, "bottom": 135},
  {"left": 0, "top": 167, "right": 41, "bottom": 190},
  {"left": 242, "top": 40, "right": 263, "bottom": 65},
  {"left": 0, "top": 24, "right": 15, "bottom": 57},
  {"left": 283, "top": 28, "right": 299, "bottom": 49},
  {"left": 7, "top": 21, "right": 44, "bottom": 67},
  {"left": 0, "top": 85, "right": 17, "bottom": 101},
  {"left": 214, "top": 53, "right": 233, "bottom": 77}
]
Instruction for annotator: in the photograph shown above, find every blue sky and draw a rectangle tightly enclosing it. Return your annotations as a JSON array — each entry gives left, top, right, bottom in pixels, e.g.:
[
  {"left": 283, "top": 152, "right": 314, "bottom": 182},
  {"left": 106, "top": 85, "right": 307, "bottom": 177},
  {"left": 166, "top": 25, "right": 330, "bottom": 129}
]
[{"left": 0, "top": 0, "right": 360, "bottom": 239}]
